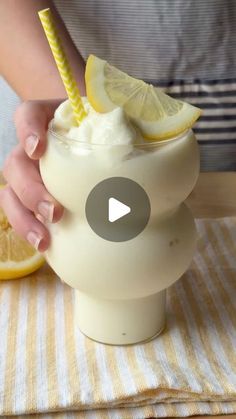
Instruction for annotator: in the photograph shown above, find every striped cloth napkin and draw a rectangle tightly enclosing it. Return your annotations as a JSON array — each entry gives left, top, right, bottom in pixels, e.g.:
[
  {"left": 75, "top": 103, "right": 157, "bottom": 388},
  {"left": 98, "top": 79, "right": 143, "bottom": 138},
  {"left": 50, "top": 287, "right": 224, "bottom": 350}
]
[{"left": 0, "top": 217, "right": 236, "bottom": 419}]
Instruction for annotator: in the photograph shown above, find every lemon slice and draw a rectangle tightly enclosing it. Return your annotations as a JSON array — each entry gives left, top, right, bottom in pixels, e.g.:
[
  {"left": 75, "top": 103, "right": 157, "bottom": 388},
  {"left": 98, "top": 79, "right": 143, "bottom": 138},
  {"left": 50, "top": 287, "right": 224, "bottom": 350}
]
[
  {"left": 85, "top": 54, "right": 202, "bottom": 140},
  {"left": 0, "top": 205, "right": 45, "bottom": 280}
]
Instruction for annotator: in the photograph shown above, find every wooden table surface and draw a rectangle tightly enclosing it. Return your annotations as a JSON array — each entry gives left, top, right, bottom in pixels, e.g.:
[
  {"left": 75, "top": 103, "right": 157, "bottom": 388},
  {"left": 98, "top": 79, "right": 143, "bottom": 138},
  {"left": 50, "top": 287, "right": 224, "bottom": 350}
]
[
  {"left": 186, "top": 172, "right": 236, "bottom": 219},
  {"left": 1, "top": 171, "right": 236, "bottom": 418}
]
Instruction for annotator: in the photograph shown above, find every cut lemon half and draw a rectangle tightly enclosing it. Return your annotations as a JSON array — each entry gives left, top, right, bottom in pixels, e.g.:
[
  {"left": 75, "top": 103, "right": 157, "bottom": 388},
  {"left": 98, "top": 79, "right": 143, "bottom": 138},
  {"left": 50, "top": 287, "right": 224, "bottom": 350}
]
[
  {"left": 0, "top": 204, "right": 45, "bottom": 280},
  {"left": 85, "top": 54, "right": 202, "bottom": 140}
]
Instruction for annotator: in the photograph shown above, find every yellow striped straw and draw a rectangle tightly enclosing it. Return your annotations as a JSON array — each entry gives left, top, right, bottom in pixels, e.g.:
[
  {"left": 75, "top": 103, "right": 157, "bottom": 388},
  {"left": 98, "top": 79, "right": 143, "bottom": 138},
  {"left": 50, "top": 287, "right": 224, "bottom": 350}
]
[{"left": 38, "top": 8, "right": 87, "bottom": 124}]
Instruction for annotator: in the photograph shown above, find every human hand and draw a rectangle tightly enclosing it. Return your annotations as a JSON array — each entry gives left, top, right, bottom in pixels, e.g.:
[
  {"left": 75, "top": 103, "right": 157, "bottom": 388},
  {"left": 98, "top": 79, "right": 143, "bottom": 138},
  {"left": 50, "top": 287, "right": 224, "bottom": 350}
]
[{"left": 0, "top": 99, "right": 65, "bottom": 252}]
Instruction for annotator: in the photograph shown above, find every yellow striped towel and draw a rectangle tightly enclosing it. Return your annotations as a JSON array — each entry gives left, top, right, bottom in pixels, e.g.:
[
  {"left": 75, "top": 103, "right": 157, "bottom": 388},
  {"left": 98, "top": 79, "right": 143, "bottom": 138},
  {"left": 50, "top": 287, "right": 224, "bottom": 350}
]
[{"left": 0, "top": 217, "right": 236, "bottom": 419}]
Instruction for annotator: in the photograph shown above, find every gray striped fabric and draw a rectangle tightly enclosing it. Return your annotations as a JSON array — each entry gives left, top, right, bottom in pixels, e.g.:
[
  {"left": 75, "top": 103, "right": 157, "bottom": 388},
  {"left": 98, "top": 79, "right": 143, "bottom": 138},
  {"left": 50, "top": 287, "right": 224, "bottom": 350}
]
[
  {"left": 54, "top": 0, "right": 236, "bottom": 81},
  {"left": 0, "top": 0, "right": 236, "bottom": 171},
  {"left": 159, "top": 78, "right": 236, "bottom": 171},
  {"left": 54, "top": 0, "right": 236, "bottom": 172}
]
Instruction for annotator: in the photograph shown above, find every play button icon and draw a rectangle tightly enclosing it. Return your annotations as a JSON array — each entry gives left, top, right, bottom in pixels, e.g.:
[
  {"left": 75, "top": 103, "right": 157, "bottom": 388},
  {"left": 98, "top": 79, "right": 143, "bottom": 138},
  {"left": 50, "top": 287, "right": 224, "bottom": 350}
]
[
  {"left": 108, "top": 198, "right": 131, "bottom": 222},
  {"left": 85, "top": 177, "right": 151, "bottom": 242}
]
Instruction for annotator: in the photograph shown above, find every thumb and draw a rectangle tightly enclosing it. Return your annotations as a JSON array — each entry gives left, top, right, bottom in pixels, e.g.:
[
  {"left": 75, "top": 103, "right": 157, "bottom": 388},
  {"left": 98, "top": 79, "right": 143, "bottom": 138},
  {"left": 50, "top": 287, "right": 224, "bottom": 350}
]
[{"left": 14, "top": 99, "right": 63, "bottom": 160}]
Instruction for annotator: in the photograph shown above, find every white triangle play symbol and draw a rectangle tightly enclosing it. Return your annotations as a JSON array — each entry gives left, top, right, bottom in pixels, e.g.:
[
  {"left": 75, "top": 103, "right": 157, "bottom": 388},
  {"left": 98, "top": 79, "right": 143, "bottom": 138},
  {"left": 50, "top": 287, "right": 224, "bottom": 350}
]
[{"left": 108, "top": 197, "right": 131, "bottom": 223}]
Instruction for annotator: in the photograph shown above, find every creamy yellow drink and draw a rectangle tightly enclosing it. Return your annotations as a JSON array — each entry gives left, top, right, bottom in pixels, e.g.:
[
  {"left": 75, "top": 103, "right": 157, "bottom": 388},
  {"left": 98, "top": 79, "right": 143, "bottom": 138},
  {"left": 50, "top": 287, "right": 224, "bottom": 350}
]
[
  {"left": 36, "top": 14, "right": 201, "bottom": 345},
  {"left": 40, "top": 98, "right": 199, "bottom": 345}
]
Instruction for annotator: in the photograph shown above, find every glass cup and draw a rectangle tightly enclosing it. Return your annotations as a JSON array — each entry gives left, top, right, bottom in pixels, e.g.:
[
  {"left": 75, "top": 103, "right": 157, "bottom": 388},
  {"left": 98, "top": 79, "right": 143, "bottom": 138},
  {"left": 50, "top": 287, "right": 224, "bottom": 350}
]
[{"left": 39, "top": 124, "right": 200, "bottom": 345}]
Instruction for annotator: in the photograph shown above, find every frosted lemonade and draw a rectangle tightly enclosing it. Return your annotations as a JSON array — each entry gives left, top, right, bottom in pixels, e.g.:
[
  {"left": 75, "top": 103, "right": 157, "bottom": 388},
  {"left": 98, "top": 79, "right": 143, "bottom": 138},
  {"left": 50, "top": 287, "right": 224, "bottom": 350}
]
[
  {"left": 39, "top": 52, "right": 201, "bottom": 345},
  {"left": 38, "top": 3, "right": 201, "bottom": 346}
]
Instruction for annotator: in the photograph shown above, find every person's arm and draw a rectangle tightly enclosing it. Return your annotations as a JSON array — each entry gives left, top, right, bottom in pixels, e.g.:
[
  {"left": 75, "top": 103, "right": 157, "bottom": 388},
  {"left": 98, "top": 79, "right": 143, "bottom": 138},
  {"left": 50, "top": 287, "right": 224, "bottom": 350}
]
[
  {"left": 0, "top": 1, "right": 87, "bottom": 251},
  {"left": 0, "top": 0, "right": 86, "bottom": 99}
]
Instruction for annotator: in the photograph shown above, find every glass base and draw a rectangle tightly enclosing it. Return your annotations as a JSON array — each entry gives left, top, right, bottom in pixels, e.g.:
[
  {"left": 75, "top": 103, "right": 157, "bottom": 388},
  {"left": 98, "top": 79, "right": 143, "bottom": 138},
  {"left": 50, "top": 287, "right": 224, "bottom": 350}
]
[{"left": 74, "top": 289, "right": 166, "bottom": 345}]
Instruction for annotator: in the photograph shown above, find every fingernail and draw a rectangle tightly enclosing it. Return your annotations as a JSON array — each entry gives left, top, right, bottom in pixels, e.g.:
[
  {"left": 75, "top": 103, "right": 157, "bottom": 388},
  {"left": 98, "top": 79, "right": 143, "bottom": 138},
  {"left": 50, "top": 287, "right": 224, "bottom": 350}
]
[
  {"left": 35, "top": 213, "right": 46, "bottom": 224},
  {"left": 25, "top": 134, "right": 39, "bottom": 157},
  {"left": 38, "top": 200, "right": 54, "bottom": 222},
  {"left": 27, "top": 231, "right": 42, "bottom": 250}
]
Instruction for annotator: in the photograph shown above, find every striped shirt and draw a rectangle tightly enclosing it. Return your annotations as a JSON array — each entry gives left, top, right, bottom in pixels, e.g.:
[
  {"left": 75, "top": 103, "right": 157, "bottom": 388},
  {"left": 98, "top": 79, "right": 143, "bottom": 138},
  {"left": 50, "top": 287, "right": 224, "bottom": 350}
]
[{"left": 0, "top": 0, "right": 235, "bottom": 170}]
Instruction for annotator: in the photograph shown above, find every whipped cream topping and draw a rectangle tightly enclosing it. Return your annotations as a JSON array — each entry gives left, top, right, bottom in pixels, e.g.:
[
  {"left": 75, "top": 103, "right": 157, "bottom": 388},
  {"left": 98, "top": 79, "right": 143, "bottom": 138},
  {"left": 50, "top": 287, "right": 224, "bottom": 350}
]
[{"left": 53, "top": 98, "right": 144, "bottom": 146}]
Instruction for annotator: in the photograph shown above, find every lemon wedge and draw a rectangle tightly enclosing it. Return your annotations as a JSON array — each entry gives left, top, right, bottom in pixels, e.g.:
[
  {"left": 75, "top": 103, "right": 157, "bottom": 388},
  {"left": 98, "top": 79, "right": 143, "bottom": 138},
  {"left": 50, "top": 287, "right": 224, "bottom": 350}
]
[
  {"left": 0, "top": 204, "right": 45, "bottom": 280},
  {"left": 85, "top": 54, "right": 202, "bottom": 140}
]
